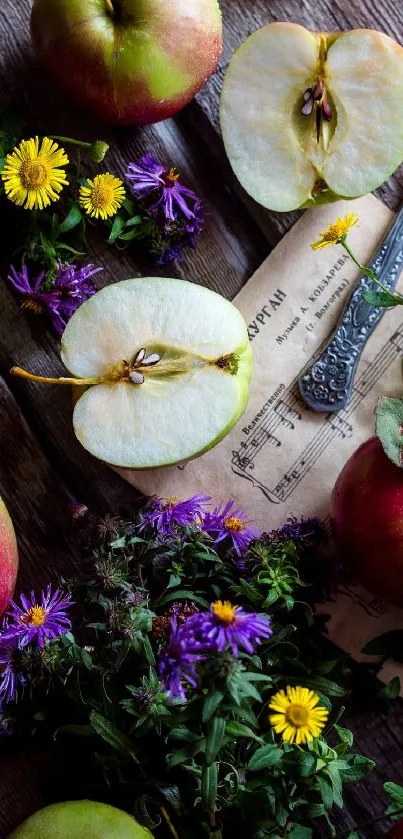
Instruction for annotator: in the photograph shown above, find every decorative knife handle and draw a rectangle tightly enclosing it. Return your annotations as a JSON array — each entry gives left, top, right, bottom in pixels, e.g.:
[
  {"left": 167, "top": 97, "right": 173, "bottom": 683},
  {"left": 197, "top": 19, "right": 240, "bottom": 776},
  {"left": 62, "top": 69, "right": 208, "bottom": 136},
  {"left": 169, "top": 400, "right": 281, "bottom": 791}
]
[{"left": 298, "top": 206, "right": 403, "bottom": 413}]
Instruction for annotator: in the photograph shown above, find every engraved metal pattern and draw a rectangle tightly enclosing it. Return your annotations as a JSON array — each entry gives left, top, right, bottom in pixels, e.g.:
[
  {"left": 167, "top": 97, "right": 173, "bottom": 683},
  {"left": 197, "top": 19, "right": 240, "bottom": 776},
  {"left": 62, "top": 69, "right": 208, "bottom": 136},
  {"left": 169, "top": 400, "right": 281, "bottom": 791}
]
[{"left": 299, "top": 206, "right": 403, "bottom": 412}]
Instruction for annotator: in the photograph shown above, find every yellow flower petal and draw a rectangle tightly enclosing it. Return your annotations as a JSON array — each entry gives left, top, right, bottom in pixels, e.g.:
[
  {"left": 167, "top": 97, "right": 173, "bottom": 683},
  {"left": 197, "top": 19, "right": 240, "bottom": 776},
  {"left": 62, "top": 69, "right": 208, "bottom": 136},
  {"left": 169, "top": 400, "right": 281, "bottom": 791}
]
[
  {"left": 79, "top": 172, "right": 125, "bottom": 220},
  {"left": 268, "top": 685, "right": 329, "bottom": 745},
  {"left": 310, "top": 212, "right": 359, "bottom": 251},
  {"left": 1, "top": 135, "right": 69, "bottom": 211}
]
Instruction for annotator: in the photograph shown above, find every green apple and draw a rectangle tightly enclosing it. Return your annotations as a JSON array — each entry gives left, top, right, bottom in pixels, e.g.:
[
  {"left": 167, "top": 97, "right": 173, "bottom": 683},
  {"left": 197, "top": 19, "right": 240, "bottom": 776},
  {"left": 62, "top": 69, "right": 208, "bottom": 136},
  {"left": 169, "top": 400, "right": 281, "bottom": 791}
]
[
  {"left": 0, "top": 495, "right": 18, "bottom": 615},
  {"left": 11, "top": 278, "right": 252, "bottom": 469},
  {"left": 30, "top": 0, "right": 222, "bottom": 125},
  {"left": 8, "top": 800, "right": 153, "bottom": 838},
  {"left": 220, "top": 23, "right": 403, "bottom": 211}
]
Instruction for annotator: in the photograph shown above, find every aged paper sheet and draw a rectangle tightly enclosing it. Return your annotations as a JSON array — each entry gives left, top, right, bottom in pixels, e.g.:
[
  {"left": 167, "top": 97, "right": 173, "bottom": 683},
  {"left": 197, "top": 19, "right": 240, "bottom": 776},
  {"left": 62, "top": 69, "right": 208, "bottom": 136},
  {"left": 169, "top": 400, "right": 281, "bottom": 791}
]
[{"left": 118, "top": 194, "right": 403, "bottom": 684}]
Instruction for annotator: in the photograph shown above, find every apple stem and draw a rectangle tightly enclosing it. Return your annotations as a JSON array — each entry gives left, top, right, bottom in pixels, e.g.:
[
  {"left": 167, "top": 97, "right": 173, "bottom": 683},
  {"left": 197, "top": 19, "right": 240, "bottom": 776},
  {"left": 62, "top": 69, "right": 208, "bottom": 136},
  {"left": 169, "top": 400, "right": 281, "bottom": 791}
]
[{"left": 10, "top": 367, "right": 107, "bottom": 386}]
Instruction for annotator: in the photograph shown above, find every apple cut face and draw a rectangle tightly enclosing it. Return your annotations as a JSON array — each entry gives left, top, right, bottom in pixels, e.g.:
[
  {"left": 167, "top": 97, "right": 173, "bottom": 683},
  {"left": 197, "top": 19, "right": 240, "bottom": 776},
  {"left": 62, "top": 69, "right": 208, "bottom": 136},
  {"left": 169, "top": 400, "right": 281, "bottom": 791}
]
[
  {"left": 61, "top": 278, "right": 252, "bottom": 469},
  {"left": 220, "top": 23, "right": 403, "bottom": 211}
]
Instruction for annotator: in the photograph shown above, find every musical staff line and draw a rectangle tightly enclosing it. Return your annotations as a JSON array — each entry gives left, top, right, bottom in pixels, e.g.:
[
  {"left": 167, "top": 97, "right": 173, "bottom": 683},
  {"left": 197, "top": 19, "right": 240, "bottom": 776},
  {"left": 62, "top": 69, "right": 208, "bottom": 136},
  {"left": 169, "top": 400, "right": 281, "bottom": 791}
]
[{"left": 231, "top": 323, "right": 403, "bottom": 504}]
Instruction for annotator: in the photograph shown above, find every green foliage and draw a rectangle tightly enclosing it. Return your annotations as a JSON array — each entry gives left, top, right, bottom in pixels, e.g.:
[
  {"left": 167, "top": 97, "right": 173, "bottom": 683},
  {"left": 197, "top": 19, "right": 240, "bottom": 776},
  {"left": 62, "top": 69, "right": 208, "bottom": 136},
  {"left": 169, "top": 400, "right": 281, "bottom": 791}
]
[
  {"left": 375, "top": 397, "right": 403, "bottom": 468},
  {"left": 4, "top": 510, "right": 382, "bottom": 838}
]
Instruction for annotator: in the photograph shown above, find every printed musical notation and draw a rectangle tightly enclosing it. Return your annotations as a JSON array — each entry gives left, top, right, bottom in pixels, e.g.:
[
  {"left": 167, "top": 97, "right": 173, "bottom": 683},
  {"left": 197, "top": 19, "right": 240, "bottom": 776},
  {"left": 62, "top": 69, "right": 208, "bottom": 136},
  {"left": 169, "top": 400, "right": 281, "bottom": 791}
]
[{"left": 231, "top": 323, "right": 403, "bottom": 505}]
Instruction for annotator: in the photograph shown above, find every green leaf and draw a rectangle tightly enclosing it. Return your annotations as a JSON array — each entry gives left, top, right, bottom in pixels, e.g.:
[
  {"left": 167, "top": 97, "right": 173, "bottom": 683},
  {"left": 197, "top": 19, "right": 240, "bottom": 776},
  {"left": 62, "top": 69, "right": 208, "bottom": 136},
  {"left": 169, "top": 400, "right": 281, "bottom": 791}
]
[
  {"left": 125, "top": 215, "right": 143, "bottom": 227},
  {"left": 201, "top": 763, "right": 218, "bottom": 813},
  {"left": 362, "top": 630, "right": 403, "bottom": 662},
  {"left": 157, "top": 590, "right": 210, "bottom": 609},
  {"left": 286, "top": 675, "right": 345, "bottom": 697},
  {"left": 206, "top": 717, "right": 226, "bottom": 765},
  {"left": 288, "top": 826, "right": 313, "bottom": 839},
  {"left": 384, "top": 781, "right": 403, "bottom": 809},
  {"left": 108, "top": 214, "right": 125, "bottom": 243},
  {"left": 363, "top": 289, "right": 403, "bottom": 308},
  {"left": 167, "top": 738, "right": 206, "bottom": 769},
  {"left": 346, "top": 832, "right": 360, "bottom": 839},
  {"left": 167, "top": 728, "right": 201, "bottom": 743},
  {"left": 375, "top": 398, "right": 403, "bottom": 469},
  {"left": 58, "top": 204, "right": 83, "bottom": 235},
  {"left": 282, "top": 751, "right": 317, "bottom": 778},
  {"left": 80, "top": 647, "right": 93, "bottom": 669},
  {"left": 379, "top": 676, "right": 401, "bottom": 699},
  {"left": 334, "top": 724, "right": 354, "bottom": 748},
  {"left": 225, "top": 721, "right": 263, "bottom": 743},
  {"left": 316, "top": 774, "right": 333, "bottom": 809},
  {"left": 248, "top": 744, "right": 283, "bottom": 772},
  {"left": 89, "top": 711, "right": 137, "bottom": 758},
  {"left": 326, "top": 764, "right": 343, "bottom": 808},
  {"left": 202, "top": 691, "right": 224, "bottom": 724}
]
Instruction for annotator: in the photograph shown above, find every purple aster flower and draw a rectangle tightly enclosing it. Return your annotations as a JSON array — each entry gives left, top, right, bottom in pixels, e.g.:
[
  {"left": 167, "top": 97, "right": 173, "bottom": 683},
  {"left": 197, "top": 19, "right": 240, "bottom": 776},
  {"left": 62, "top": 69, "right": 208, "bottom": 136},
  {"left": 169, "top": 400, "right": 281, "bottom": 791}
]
[
  {"left": 7, "top": 261, "right": 101, "bottom": 335},
  {"left": 126, "top": 154, "right": 201, "bottom": 222},
  {"left": 185, "top": 200, "right": 204, "bottom": 248},
  {"left": 263, "top": 516, "right": 325, "bottom": 547},
  {"left": 158, "top": 618, "right": 204, "bottom": 702},
  {"left": 0, "top": 643, "right": 26, "bottom": 703},
  {"left": 201, "top": 499, "right": 260, "bottom": 556},
  {"left": 0, "top": 585, "right": 73, "bottom": 648},
  {"left": 140, "top": 494, "right": 211, "bottom": 535},
  {"left": 182, "top": 601, "right": 272, "bottom": 657},
  {"left": 156, "top": 244, "right": 183, "bottom": 265}
]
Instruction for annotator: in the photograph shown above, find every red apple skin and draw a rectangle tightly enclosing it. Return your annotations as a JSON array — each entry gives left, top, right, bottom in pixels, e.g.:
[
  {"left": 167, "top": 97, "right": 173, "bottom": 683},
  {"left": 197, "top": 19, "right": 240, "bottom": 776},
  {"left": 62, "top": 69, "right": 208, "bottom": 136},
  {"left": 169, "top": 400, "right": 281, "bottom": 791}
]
[
  {"left": 387, "top": 821, "right": 403, "bottom": 838},
  {"left": 0, "top": 495, "right": 18, "bottom": 615},
  {"left": 30, "top": 0, "right": 222, "bottom": 126},
  {"left": 331, "top": 436, "right": 403, "bottom": 608}
]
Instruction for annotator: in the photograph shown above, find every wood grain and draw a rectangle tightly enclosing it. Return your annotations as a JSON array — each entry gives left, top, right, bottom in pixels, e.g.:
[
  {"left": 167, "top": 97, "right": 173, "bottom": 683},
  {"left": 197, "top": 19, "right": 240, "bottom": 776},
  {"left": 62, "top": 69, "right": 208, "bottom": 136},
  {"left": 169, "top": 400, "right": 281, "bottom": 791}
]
[{"left": 0, "top": 0, "right": 403, "bottom": 835}]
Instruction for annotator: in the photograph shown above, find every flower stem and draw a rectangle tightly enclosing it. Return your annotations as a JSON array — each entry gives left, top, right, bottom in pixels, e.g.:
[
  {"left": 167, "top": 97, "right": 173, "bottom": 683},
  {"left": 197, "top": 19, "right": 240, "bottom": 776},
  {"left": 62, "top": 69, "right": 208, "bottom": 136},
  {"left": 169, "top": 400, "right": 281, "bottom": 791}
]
[
  {"left": 160, "top": 806, "right": 180, "bottom": 839},
  {"left": 49, "top": 135, "right": 92, "bottom": 150},
  {"left": 341, "top": 240, "right": 403, "bottom": 300},
  {"left": 10, "top": 367, "right": 105, "bottom": 386}
]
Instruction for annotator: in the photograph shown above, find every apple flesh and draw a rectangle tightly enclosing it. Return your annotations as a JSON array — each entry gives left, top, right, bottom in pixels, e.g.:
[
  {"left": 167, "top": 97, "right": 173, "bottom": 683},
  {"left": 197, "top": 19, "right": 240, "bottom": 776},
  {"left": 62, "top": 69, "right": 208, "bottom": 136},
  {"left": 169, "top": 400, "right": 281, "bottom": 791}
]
[
  {"left": 30, "top": 0, "right": 222, "bottom": 125},
  {"left": 8, "top": 800, "right": 153, "bottom": 838},
  {"left": 0, "top": 495, "right": 18, "bottom": 615},
  {"left": 330, "top": 436, "right": 403, "bottom": 608},
  {"left": 220, "top": 23, "right": 403, "bottom": 211},
  {"left": 12, "top": 278, "right": 252, "bottom": 470}
]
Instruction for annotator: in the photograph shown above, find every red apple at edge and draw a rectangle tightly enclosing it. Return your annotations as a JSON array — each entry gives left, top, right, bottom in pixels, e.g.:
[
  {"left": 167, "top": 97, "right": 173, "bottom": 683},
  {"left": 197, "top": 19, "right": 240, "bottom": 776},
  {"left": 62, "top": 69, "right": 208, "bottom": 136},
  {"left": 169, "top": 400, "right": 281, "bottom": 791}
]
[
  {"left": 30, "top": 0, "right": 223, "bottom": 125},
  {"left": 387, "top": 821, "right": 403, "bottom": 838},
  {"left": 331, "top": 436, "right": 403, "bottom": 608},
  {"left": 0, "top": 495, "right": 18, "bottom": 614}
]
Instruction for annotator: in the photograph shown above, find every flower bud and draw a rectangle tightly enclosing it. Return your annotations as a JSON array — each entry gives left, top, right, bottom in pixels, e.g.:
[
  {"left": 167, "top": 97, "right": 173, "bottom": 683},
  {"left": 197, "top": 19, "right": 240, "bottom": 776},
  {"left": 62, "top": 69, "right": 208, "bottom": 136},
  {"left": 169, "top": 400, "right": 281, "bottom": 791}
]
[{"left": 89, "top": 140, "right": 110, "bottom": 164}]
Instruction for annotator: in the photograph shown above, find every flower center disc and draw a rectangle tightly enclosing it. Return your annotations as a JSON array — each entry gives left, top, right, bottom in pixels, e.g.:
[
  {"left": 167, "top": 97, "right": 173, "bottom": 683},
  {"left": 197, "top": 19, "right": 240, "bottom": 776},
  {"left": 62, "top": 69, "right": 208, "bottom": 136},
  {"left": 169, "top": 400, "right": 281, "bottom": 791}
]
[
  {"left": 91, "top": 182, "right": 115, "bottom": 211},
  {"left": 212, "top": 600, "right": 237, "bottom": 623},
  {"left": 224, "top": 516, "right": 243, "bottom": 533},
  {"left": 285, "top": 703, "right": 309, "bottom": 728},
  {"left": 20, "top": 160, "right": 49, "bottom": 189},
  {"left": 22, "top": 605, "right": 46, "bottom": 627}
]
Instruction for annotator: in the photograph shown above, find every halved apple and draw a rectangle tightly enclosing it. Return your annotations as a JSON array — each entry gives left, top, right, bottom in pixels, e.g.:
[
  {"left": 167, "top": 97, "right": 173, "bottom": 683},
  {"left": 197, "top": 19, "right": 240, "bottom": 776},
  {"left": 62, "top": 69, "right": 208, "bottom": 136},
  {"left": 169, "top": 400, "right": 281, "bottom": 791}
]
[
  {"left": 12, "top": 278, "right": 251, "bottom": 469},
  {"left": 220, "top": 23, "right": 403, "bottom": 211}
]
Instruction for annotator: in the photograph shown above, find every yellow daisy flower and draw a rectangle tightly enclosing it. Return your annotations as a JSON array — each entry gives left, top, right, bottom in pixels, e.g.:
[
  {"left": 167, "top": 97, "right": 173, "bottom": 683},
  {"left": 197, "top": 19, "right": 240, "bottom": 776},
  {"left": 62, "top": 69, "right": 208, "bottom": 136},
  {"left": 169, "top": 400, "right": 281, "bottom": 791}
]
[
  {"left": 1, "top": 136, "right": 69, "bottom": 211},
  {"left": 268, "top": 685, "right": 329, "bottom": 745},
  {"left": 79, "top": 173, "right": 125, "bottom": 220},
  {"left": 310, "top": 212, "right": 359, "bottom": 251}
]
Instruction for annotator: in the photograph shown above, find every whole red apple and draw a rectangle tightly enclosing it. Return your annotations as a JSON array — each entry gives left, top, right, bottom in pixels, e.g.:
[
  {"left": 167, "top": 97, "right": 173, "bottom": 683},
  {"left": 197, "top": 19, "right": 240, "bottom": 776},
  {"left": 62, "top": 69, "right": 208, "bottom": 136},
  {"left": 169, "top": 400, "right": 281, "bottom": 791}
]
[
  {"left": 30, "top": 0, "right": 222, "bottom": 125},
  {"left": 331, "top": 436, "right": 403, "bottom": 607},
  {"left": 0, "top": 495, "right": 18, "bottom": 615},
  {"left": 386, "top": 820, "right": 403, "bottom": 838}
]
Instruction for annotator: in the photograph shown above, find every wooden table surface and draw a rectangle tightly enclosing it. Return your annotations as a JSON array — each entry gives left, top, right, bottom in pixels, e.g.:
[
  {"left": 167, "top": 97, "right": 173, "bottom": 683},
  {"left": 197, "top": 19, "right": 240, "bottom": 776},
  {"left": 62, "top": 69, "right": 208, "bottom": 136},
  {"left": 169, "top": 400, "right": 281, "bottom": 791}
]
[{"left": 1, "top": 0, "right": 403, "bottom": 836}]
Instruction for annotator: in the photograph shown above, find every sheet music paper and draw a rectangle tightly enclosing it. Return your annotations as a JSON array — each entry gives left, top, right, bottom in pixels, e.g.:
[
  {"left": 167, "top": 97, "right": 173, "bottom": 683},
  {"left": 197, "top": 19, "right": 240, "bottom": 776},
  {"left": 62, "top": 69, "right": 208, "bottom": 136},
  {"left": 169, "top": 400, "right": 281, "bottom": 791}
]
[{"left": 117, "top": 194, "right": 403, "bottom": 686}]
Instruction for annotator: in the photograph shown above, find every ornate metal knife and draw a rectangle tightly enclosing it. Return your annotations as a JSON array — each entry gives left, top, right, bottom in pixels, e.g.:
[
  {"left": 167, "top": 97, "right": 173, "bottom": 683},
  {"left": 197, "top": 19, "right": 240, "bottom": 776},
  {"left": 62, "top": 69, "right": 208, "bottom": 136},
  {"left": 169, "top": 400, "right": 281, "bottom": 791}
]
[{"left": 298, "top": 206, "right": 403, "bottom": 413}]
